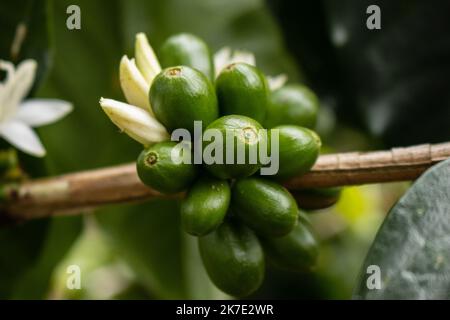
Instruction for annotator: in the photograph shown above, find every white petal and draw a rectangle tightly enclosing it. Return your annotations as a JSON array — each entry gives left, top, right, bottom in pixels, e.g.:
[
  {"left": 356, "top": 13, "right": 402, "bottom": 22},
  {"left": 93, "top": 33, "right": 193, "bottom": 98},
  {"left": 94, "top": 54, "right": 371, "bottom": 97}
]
[
  {"left": 0, "top": 120, "right": 45, "bottom": 157},
  {"left": 99, "top": 98, "right": 168, "bottom": 145},
  {"left": 119, "top": 55, "right": 153, "bottom": 114},
  {"left": 1, "top": 60, "right": 37, "bottom": 121},
  {"left": 135, "top": 33, "right": 161, "bottom": 84},
  {"left": 231, "top": 50, "right": 256, "bottom": 66},
  {"left": 213, "top": 47, "right": 256, "bottom": 77},
  {"left": 214, "top": 47, "right": 232, "bottom": 77},
  {"left": 15, "top": 99, "right": 73, "bottom": 127},
  {"left": 267, "top": 74, "right": 288, "bottom": 91}
]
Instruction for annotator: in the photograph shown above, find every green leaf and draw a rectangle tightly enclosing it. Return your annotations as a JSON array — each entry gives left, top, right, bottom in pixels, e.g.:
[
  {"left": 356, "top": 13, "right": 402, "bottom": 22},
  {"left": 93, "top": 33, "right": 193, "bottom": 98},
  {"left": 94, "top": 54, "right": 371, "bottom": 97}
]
[
  {"left": 354, "top": 158, "right": 450, "bottom": 299},
  {"left": 37, "top": 0, "right": 131, "bottom": 173}
]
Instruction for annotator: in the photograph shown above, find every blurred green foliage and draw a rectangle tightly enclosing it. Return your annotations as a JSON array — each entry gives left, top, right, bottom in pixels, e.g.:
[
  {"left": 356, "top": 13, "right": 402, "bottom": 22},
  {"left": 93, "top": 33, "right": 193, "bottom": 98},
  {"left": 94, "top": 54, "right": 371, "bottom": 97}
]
[
  {"left": 0, "top": 0, "right": 50, "bottom": 88},
  {"left": 39, "top": 0, "right": 301, "bottom": 300}
]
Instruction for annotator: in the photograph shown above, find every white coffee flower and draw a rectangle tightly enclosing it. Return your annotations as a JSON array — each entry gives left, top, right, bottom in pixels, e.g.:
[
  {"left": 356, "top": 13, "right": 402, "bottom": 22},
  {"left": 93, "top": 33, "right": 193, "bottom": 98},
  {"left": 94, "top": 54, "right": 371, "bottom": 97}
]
[
  {"left": 100, "top": 33, "right": 169, "bottom": 146},
  {"left": 0, "top": 59, "right": 73, "bottom": 157},
  {"left": 213, "top": 46, "right": 287, "bottom": 90}
]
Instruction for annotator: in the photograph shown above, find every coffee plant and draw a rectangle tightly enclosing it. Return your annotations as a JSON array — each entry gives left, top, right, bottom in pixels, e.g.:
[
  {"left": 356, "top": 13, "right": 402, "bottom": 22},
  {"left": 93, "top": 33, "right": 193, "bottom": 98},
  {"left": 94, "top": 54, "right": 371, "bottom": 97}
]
[{"left": 0, "top": 0, "right": 449, "bottom": 301}]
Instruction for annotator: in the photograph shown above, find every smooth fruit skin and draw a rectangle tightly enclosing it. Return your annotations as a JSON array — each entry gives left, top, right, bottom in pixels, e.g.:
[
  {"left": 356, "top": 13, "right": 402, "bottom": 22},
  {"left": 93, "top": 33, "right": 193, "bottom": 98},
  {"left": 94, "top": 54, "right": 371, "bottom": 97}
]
[
  {"left": 198, "top": 220, "right": 265, "bottom": 297},
  {"left": 270, "top": 125, "right": 321, "bottom": 181},
  {"left": 159, "top": 33, "right": 214, "bottom": 80},
  {"left": 136, "top": 141, "right": 197, "bottom": 194},
  {"left": 265, "top": 84, "right": 319, "bottom": 129},
  {"left": 150, "top": 66, "right": 218, "bottom": 133},
  {"left": 203, "top": 115, "right": 267, "bottom": 179},
  {"left": 261, "top": 211, "right": 319, "bottom": 272},
  {"left": 181, "top": 176, "right": 230, "bottom": 236},
  {"left": 232, "top": 177, "right": 298, "bottom": 237},
  {"left": 216, "top": 63, "right": 268, "bottom": 123}
]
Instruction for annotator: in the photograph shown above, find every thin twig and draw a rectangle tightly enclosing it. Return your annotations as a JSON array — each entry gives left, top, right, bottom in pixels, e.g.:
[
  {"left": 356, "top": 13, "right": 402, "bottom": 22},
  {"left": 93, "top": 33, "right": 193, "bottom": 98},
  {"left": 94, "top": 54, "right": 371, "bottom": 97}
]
[{"left": 1, "top": 142, "right": 449, "bottom": 222}]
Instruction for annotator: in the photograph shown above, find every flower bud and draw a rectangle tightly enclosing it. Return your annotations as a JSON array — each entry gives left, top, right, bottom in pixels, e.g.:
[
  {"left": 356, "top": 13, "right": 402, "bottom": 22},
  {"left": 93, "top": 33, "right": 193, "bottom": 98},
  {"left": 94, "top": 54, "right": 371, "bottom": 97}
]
[
  {"left": 135, "top": 33, "right": 161, "bottom": 84},
  {"left": 213, "top": 47, "right": 256, "bottom": 76},
  {"left": 119, "top": 55, "right": 153, "bottom": 114}
]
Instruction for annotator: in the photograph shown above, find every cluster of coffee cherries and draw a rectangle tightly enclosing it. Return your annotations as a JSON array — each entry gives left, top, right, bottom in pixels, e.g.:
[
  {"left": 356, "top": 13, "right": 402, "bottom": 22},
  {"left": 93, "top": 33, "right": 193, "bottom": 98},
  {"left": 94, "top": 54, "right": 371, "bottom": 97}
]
[{"left": 131, "top": 34, "right": 332, "bottom": 297}]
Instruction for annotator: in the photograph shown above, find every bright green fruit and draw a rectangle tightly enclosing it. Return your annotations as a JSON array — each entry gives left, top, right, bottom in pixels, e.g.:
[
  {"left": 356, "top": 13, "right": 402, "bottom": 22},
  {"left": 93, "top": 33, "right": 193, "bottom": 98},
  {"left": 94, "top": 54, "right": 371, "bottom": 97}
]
[
  {"left": 216, "top": 63, "right": 268, "bottom": 123},
  {"left": 202, "top": 115, "right": 267, "bottom": 179},
  {"left": 270, "top": 125, "right": 321, "bottom": 180},
  {"left": 150, "top": 66, "right": 218, "bottom": 133},
  {"left": 198, "top": 219, "right": 265, "bottom": 297},
  {"left": 265, "top": 84, "right": 319, "bottom": 129},
  {"left": 261, "top": 211, "right": 319, "bottom": 272},
  {"left": 159, "top": 33, "right": 214, "bottom": 80},
  {"left": 136, "top": 141, "right": 197, "bottom": 194},
  {"left": 232, "top": 177, "right": 298, "bottom": 237},
  {"left": 181, "top": 176, "right": 230, "bottom": 236}
]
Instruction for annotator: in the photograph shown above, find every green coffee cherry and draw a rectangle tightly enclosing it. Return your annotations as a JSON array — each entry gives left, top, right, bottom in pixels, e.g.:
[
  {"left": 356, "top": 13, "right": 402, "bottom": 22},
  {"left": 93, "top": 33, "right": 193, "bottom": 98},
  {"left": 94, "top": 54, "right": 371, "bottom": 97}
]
[
  {"left": 261, "top": 211, "right": 319, "bottom": 272},
  {"left": 292, "top": 187, "right": 342, "bottom": 210},
  {"left": 136, "top": 141, "right": 197, "bottom": 194},
  {"left": 270, "top": 125, "right": 321, "bottom": 180},
  {"left": 265, "top": 84, "right": 319, "bottom": 129},
  {"left": 150, "top": 66, "right": 218, "bottom": 133},
  {"left": 159, "top": 33, "right": 214, "bottom": 80},
  {"left": 232, "top": 177, "right": 298, "bottom": 237},
  {"left": 216, "top": 63, "right": 268, "bottom": 123},
  {"left": 198, "top": 219, "right": 265, "bottom": 297},
  {"left": 181, "top": 176, "right": 230, "bottom": 236},
  {"left": 202, "top": 115, "right": 267, "bottom": 179}
]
